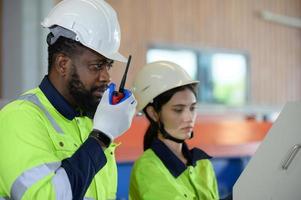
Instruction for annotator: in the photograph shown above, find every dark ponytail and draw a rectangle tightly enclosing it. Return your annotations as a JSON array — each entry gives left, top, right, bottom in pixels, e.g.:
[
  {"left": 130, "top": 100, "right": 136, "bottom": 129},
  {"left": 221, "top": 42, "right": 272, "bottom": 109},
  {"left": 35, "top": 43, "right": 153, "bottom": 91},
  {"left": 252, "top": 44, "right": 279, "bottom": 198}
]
[
  {"left": 143, "top": 84, "right": 197, "bottom": 151},
  {"left": 143, "top": 112, "right": 159, "bottom": 151}
]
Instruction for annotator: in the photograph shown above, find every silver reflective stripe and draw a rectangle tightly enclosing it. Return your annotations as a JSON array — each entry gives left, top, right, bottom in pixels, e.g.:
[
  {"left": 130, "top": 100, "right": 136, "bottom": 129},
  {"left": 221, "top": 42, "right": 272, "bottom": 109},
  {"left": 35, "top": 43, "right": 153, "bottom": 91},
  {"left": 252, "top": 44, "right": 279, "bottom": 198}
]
[
  {"left": 14, "top": 94, "right": 73, "bottom": 198},
  {"left": 52, "top": 167, "right": 72, "bottom": 200},
  {"left": 84, "top": 198, "right": 95, "bottom": 200},
  {"left": 11, "top": 162, "right": 61, "bottom": 200},
  {"left": 18, "top": 94, "right": 64, "bottom": 134},
  {"left": 0, "top": 197, "right": 10, "bottom": 200}
]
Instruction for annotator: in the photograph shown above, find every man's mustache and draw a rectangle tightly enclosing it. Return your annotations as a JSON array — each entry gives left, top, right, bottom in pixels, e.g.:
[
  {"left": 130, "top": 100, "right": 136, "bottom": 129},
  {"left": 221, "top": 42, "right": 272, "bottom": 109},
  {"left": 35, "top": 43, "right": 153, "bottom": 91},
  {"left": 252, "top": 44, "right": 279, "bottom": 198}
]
[{"left": 91, "top": 84, "right": 108, "bottom": 93}]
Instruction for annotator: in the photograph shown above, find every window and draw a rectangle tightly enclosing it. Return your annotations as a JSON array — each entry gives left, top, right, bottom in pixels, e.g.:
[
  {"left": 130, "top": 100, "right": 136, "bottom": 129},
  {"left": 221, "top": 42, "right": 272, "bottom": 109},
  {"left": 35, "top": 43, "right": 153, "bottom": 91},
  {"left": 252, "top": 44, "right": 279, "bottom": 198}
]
[
  {"left": 147, "top": 47, "right": 249, "bottom": 106},
  {"left": 147, "top": 48, "right": 198, "bottom": 80}
]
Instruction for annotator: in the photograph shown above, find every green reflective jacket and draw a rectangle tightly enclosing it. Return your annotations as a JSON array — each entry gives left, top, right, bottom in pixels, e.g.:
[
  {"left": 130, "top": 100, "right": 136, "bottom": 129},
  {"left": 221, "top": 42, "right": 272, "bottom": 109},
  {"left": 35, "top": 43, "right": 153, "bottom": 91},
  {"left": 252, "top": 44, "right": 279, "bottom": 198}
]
[
  {"left": 129, "top": 140, "right": 219, "bottom": 200},
  {"left": 0, "top": 87, "right": 117, "bottom": 199}
]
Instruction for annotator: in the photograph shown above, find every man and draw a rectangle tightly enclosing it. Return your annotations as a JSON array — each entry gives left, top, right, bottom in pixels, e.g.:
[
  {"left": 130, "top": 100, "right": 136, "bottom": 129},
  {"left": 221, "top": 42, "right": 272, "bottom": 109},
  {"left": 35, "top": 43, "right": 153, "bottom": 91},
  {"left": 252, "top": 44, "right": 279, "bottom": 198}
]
[{"left": 0, "top": 0, "right": 136, "bottom": 199}]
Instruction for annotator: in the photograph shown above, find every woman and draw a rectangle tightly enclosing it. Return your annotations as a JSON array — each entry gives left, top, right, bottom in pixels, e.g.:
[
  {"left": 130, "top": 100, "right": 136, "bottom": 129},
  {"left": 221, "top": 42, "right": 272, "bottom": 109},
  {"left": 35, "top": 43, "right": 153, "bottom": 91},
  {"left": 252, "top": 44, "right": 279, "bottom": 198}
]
[{"left": 129, "top": 61, "right": 219, "bottom": 200}]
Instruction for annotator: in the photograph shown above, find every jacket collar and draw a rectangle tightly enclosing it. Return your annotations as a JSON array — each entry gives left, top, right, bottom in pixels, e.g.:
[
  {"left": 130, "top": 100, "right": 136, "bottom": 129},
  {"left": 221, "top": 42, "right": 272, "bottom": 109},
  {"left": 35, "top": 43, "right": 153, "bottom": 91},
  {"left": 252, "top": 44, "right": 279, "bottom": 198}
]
[
  {"left": 39, "top": 76, "right": 80, "bottom": 120},
  {"left": 151, "top": 139, "right": 211, "bottom": 178}
]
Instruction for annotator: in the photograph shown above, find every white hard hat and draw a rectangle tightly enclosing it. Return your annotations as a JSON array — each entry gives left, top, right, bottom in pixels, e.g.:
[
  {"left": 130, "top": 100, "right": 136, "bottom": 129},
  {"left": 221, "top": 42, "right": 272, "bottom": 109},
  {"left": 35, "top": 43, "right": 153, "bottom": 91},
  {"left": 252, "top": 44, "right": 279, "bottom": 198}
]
[
  {"left": 41, "top": 0, "right": 126, "bottom": 62},
  {"left": 132, "top": 61, "right": 199, "bottom": 111}
]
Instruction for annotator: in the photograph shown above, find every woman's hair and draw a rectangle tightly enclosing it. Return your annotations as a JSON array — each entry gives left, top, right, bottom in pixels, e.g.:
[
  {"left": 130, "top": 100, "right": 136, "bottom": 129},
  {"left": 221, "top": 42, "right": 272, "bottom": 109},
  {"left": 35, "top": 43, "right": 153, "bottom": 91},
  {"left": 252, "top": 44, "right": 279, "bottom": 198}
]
[{"left": 143, "top": 84, "right": 197, "bottom": 150}]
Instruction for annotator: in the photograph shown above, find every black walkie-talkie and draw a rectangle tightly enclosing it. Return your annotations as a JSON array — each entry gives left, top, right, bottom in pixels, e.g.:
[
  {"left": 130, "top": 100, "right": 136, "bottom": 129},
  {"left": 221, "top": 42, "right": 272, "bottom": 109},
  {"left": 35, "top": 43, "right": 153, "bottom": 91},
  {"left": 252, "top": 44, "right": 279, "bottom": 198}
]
[{"left": 111, "top": 55, "right": 132, "bottom": 104}]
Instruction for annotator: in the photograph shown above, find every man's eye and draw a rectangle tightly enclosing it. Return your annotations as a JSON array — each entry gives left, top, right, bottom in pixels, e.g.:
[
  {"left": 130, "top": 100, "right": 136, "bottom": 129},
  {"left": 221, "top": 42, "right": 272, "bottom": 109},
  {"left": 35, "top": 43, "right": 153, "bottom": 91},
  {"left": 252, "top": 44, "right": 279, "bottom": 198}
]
[
  {"left": 89, "top": 64, "right": 102, "bottom": 71},
  {"left": 96, "top": 64, "right": 104, "bottom": 69},
  {"left": 89, "top": 62, "right": 112, "bottom": 71}
]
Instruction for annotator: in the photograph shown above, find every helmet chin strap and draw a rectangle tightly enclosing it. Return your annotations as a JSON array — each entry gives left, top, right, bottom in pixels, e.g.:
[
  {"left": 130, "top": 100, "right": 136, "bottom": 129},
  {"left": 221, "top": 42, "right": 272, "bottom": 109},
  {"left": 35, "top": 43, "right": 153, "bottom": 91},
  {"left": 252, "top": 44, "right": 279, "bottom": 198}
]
[{"left": 158, "top": 122, "right": 194, "bottom": 143}]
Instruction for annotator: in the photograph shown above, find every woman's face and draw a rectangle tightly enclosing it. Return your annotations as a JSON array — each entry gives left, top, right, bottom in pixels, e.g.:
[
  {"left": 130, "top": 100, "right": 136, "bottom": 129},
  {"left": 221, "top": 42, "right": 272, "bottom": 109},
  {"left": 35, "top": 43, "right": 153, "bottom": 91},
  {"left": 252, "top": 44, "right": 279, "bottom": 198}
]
[{"left": 159, "top": 88, "right": 197, "bottom": 140}]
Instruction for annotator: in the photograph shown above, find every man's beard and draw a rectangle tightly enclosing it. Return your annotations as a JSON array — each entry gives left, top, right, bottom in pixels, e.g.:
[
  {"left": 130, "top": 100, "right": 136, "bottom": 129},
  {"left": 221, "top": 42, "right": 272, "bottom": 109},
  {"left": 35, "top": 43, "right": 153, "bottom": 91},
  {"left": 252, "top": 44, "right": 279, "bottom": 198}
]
[{"left": 68, "top": 67, "right": 106, "bottom": 118}]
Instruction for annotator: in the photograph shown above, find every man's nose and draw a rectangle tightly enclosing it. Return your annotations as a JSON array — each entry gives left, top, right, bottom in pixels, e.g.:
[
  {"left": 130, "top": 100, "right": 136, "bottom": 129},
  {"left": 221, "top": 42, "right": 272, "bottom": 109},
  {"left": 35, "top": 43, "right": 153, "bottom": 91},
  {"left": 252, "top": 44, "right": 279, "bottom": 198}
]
[{"left": 98, "top": 68, "right": 110, "bottom": 83}]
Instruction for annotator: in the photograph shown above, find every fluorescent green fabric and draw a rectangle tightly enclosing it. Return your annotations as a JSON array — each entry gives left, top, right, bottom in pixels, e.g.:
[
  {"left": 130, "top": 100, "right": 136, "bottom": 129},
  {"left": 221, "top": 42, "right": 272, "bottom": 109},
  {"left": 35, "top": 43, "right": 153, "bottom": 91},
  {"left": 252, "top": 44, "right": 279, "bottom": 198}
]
[
  {"left": 129, "top": 149, "right": 219, "bottom": 200},
  {"left": 0, "top": 88, "right": 117, "bottom": 199}
]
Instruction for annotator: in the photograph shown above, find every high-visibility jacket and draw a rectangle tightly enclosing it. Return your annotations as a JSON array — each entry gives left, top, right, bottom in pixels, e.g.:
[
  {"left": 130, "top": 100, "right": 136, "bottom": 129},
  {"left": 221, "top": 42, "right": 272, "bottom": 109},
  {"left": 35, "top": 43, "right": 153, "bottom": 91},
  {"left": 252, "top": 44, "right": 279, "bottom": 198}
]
[
  {"left": 129, "top": 139, "right": 219, "bottom": 200},
  {"left": 0, "top": 77, "right": 117, "bottom": 200}
]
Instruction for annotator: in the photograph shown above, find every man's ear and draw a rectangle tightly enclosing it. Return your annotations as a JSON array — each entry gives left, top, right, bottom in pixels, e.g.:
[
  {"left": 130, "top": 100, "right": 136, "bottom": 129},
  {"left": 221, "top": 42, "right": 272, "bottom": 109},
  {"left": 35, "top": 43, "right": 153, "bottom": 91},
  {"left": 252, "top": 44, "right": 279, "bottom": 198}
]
[
  {"left": 54, "top": 53, "right": 71, "bottom": 77},
  {"left": 145, "top": 106, "right": 159, "bottom": 122}
]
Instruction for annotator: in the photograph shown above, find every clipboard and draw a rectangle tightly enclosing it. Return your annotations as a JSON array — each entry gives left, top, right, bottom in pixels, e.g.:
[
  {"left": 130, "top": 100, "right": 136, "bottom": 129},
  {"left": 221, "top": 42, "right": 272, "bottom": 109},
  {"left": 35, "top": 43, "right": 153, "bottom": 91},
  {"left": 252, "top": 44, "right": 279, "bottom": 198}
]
[{"left": 233, "top": 101, "right": 301, "bottom": 200}]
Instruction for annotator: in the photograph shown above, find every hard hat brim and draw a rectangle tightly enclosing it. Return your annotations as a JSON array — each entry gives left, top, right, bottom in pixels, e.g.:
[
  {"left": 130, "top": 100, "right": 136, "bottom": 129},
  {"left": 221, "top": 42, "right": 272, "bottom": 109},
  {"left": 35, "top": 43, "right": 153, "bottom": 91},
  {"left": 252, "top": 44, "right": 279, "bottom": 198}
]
[{"left": 104, "top": 51, "right": 127, "bottom": 63}]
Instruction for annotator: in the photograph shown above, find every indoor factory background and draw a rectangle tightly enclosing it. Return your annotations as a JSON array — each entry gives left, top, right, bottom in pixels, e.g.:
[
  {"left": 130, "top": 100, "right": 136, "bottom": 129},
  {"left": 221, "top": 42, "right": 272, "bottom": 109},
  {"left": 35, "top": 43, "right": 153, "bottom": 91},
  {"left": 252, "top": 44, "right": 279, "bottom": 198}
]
[{"left": 0, "top": 0, "right": 300, "bottom": 199}]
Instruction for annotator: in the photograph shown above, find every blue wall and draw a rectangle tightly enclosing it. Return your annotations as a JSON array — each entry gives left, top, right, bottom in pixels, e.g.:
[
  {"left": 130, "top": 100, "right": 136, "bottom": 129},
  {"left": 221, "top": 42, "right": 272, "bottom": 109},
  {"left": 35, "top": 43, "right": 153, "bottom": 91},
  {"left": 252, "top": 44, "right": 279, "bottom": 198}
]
[{"left": 116, "top": 157, "right": 250, "bottom": 199}]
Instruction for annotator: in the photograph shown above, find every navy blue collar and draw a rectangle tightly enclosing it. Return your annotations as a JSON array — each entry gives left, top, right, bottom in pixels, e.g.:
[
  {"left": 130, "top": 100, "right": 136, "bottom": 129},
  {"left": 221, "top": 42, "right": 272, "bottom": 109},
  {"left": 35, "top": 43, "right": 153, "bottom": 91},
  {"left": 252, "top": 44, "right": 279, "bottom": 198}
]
[
  {"left": 151, "top": 139, "right": 211, "bottom": 178},
  {"left": 39, "top": 76, "right": 80, "bottom": 120}
]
